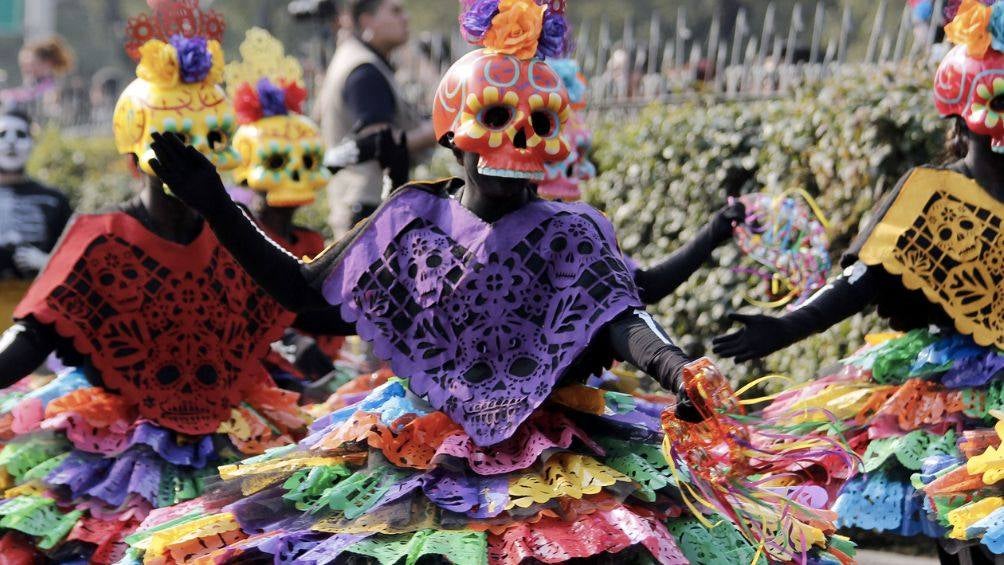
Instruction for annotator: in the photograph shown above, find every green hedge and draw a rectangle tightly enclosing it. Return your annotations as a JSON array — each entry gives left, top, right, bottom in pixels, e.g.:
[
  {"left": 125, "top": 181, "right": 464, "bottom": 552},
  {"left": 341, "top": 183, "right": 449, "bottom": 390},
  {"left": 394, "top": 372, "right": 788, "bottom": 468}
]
[
  {"left": 584, "top": 65, "right": 946, "bottom": 385},
  {"left": 26, "top": 128, "right": 132, "bottom": 213}
]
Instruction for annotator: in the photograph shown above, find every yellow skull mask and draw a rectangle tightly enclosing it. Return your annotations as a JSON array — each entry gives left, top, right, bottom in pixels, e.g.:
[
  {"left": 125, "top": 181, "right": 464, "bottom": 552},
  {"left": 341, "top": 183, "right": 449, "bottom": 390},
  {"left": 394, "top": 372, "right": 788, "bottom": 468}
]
[
  {"left": 113, "top": 37, "right": 240, "bottom": 175},
  {"left": 232, "top": 114, "right": 328, "bottom": 207},
  {"left": 226, "top": 28, "right": 328, "bottom": 207}
]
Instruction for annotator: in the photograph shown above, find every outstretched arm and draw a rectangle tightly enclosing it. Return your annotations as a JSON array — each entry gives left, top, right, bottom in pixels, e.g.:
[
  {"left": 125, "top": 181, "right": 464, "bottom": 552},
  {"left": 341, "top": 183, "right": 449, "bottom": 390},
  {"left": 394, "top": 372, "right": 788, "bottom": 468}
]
[
  {"left": 150, "top": 132, "right": 338, "bottom": 313},
  {"left": 0, "top": 322, "right": 56, "bottom": 389},
  {"left": 712, "top": 261, "right": 879, "bottom": 362},
  {"left": 634, "top": 200, "right": 745, "bottom": 304},
  {"left": 606, "top": 309, "right": 703, "bottom": 421}
]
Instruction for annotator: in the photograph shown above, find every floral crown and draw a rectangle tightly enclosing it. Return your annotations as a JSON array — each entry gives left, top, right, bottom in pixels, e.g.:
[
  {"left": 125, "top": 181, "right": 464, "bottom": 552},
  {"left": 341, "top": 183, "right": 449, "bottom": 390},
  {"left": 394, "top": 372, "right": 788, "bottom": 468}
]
[
  {"left": 460, "top": 0, "right": 570, "bottom": 60},
  {"left": 125, "top": 0, "right": 226, "bottom": 87},
  {"left": 943, "top": 0, "right": 1004, "bottom": 58},
  {"left": 225, "top": 28, "right": 308, "bottom": 125}
]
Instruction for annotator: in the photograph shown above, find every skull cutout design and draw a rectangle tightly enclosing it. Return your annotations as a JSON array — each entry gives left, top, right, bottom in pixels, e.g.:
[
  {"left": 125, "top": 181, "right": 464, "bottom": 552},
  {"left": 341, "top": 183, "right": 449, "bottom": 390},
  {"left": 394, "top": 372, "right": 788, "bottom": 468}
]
[
  {"left": 928, "top": 199, "right": 983, "bottom": 262},
  {"left": 935, "top": 45, "right": 1004, "bottom": 154},
  {"left": 92, "top": 241, "right": 149, "bottom": 312},
  {"left": 455, "top": 315, "right": 548, "bottom": 434},
  {"left": 538, "top": 113, "right": 596, "bottom": 201},
  {"left": 114, "top": 78, "right": 240, "bottom": 175},
  {"left": 434, "top": 49, "right": 572, "bottom": 181},
  {"left": 147, "top": 324, "right": 229, "bottom": 432},
  {"left": 542, "top": 215, "right": 601, "bottom": 289},
  {"left": 397, "top": 228, "right": 463, "bottom": 307},
  {"left": 232, "top": 114, "right": 329, "bottom": 207}
]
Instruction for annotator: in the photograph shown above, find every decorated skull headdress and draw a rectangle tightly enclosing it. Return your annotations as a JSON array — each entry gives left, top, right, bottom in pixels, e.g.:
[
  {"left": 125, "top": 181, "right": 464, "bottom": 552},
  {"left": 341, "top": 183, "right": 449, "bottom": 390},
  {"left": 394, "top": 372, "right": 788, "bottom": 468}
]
[
  {"left": 113, "top": 0, "right": 239, "bottom": 175},
  {"left": 225, "top": 28, "right": 329, "bottom": 207},
  {"left": 934, "top": 0, "right": 1004, "bottom": 153},
  {"left": 537, "top": 58, "right": 596, "bottom": 201},
  {"left": 433, "top": 0, "right": 574, "bottom": 181}
]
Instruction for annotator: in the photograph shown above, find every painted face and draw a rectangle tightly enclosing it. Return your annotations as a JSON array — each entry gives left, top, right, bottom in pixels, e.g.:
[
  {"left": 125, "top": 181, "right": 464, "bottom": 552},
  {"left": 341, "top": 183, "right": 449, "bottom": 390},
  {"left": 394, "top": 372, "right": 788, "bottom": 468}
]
[
  {"left": 538, "top": 114, "right": 595, "bottom": 201},
  {"left": 232, "top": 114, "right": 329, "bottom": 207},
  {"left": 113, "top": 78, "right": 240, "bottom": 175},
  {"left": 434, "top": 49, "right": 572, "bottom": 181},
  {"left": 0, "top": 115, "right": 33, "bottom": 173},
  {"left": 935, "top": 45, "right": 1004, "bottom": 154}
]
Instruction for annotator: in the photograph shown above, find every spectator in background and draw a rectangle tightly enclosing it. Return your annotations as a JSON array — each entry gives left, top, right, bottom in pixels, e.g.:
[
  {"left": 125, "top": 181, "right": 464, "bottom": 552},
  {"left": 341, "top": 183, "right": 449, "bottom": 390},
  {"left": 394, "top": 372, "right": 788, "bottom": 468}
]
[
  {"left": 0, "top": 109, "right": 72, "bottom": 329},
  {"left": 1, "top": 35, "right": 75, "bottom": 112},
  {"left": 315, "top": 0, "right": 437, "bottom": 236}
]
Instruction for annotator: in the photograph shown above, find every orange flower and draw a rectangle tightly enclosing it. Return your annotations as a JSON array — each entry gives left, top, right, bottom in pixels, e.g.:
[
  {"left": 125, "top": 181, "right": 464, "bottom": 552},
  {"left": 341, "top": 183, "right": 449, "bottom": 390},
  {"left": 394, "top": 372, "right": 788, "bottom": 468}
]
[
  {"left": 483, "top": 0, "right": 545, "bottom": 60},
  {"left": 945, "top": 0, "right": 993, "bottom": 58}
]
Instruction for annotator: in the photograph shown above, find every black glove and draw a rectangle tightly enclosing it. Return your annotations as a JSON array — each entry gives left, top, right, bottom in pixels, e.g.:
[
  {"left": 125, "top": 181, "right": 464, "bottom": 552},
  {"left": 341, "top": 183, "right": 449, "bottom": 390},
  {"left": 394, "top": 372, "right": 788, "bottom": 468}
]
[
  {"left": 148, "top": 132, "right": 229, "bottom": 215},
  {"left": 709, "top": 199, "right": 746, "bottom": 243},
  {"left": 711, "top": 312, "right": 798, "bottom": 363},
  {"left": 673, "top": 381, "right": 705, "bottom": 423},
  {"left": 713, "top": 262, "right": 881, "bottom": 363}
]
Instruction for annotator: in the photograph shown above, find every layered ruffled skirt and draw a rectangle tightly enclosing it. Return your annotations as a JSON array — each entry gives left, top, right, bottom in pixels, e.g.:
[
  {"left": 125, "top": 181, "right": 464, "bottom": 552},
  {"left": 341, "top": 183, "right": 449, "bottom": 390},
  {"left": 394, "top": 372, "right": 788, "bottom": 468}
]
[
  {"left": 0, "top": 370, "right": 307, "bottom": 563},
  {"left": 121, "top": 377, "right": 854, "bottom": 564},
  {"left": 763, "top": 328, "right": 1004, "bottom": 552}
]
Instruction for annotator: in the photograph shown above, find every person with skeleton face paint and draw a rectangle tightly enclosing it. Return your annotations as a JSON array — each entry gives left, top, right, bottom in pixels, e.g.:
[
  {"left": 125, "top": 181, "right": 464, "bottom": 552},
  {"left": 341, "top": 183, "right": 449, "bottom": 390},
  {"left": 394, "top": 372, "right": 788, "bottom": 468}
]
[
  {"left": 135, "top": 1, "right": 847, "bottom": 562},
  {"left": 712, "top": 2, "right": 1004, "bottom": 561},
  {"left": 0, "top": 110, "right": 72, "bottom": 330}
]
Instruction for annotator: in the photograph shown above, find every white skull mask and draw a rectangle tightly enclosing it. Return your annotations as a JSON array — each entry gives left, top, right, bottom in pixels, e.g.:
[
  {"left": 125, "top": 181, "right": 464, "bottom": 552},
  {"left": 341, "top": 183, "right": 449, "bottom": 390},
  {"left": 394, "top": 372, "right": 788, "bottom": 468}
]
[
  {"left": 929, "top": 199, "right": 982, "bottom": 263},
  {"left": 0, "top": 114, "right": 33, "bottom": 174}
]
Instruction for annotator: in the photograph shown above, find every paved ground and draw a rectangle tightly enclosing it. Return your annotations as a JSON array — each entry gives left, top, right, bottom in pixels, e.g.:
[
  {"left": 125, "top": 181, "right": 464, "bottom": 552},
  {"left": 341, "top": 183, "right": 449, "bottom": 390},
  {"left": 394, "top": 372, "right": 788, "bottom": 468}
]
[{"left": 856, "top": 550, "right": 938, "bottom": 565}]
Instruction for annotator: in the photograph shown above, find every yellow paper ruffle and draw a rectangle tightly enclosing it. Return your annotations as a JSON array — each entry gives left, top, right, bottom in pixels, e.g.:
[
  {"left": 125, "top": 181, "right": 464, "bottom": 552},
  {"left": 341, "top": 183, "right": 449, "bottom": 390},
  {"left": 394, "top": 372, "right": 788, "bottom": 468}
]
[{"left": 506, "top": 454, "right": 631, "bottom": 509}]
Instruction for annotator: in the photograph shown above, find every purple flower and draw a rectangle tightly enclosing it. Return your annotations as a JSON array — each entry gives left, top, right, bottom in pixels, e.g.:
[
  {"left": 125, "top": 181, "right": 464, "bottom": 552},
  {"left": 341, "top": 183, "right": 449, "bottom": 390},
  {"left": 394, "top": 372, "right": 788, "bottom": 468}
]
[
  {"left": 169, "top": 34, "right": 213, "bottom": 84},
  {"left": 944, "top": 0, "right": 993, "bottom": 24},
  {"left": 536, "top": 11, "right": 568, "bottom": 59},
  {"left": 256, "top": 78, "right": 288, "bottom": 117},
  {"left": 461, "top": 0, "right": 500, "bottom": 43}
]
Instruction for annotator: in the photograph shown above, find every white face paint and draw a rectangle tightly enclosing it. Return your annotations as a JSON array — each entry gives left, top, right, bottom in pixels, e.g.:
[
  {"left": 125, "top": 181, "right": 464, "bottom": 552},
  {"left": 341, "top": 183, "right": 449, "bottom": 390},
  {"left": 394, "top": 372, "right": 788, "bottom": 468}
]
[{"left": 0, "top": 115, "right": 33, "bottom": 174}]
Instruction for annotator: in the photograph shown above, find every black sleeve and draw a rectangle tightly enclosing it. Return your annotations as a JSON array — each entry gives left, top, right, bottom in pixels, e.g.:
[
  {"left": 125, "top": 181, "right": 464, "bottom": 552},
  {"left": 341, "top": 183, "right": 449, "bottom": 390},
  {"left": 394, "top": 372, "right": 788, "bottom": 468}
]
[
  {"left": 342, "top": 64, "right": 397, "bottom": 129},
  {"left": 293, "top": 307, "right": 357, "bottom": 336},
  {"left": 201, "top": 201, "right": 334, "bottom": 314},
  {"left": 634, "top": 219, "right": 730, "bottom": 304},
  {"left": 782, "top": 262, "right": 880, "bottom": 335},
  {"left": 0, "top": 321, "right": 56, "bottom": 388},
  {"left": 605, "top": 308, "right": 693, "bottom": 391}
]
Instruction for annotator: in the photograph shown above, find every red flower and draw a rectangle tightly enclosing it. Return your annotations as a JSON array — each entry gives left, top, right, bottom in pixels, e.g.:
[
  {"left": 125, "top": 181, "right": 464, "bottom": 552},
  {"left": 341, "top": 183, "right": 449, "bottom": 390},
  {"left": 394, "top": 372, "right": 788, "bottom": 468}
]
[
  {"left": 234, "top": 82, "right": 263, "bottom": 125},
  {"left": 281, "top": 79, "right": 308, "bottom": 114}
]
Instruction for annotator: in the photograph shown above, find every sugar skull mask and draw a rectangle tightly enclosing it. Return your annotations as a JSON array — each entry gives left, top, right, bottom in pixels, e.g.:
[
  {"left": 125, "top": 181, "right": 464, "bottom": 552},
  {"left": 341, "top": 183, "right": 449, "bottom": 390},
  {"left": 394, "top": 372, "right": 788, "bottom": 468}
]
[
  {"left": 114, "top": 2, "right": 239, "bottom": 175},
  {"left": 227, "top": 28, "right": 328, "bottom": 207},
  {"left": 434, "top": 49, "right": 572, "bottom": 181},
  {"left": 935, "top": 44, "right": 1004, "bottom": 154},
  {"left": 232, "top": 115, "right": 328, "bottom": 207},
  {"left": 114, "top": 77, "right": 239, "bottom": 175}
]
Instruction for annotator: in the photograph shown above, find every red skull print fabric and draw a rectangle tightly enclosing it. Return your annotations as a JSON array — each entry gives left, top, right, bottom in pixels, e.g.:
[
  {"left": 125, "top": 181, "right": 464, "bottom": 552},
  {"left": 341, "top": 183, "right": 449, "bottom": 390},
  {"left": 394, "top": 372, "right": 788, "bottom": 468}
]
[{"left": 14, "top": 212, "right": 294, "bottom": 435}]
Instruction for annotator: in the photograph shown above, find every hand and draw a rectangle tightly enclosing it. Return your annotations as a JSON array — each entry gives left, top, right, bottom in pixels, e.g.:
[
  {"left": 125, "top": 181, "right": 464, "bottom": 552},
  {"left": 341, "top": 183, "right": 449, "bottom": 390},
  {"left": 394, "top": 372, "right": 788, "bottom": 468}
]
[
  {"left": 712, "top": 312, "right": 794, "bottom": 362},
  {"left": 709, "top": 199, "right": 746, "bottom": 242},
  {"left": 12, "top": 245, "right": 48, "bottom": 274},
  {"left": 674, "top": 385, "right": 706, "bottom": 423},
  {"left": 148, "top": 132, "right": 229, "bottom": 214}
]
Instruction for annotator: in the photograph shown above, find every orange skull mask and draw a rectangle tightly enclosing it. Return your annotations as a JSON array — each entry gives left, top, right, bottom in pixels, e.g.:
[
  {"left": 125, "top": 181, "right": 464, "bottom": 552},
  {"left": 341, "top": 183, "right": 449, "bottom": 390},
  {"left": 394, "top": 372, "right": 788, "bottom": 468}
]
[{"left": 434, "top": 49, "right": 572, "bottom": 181}]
